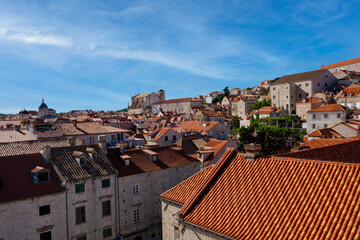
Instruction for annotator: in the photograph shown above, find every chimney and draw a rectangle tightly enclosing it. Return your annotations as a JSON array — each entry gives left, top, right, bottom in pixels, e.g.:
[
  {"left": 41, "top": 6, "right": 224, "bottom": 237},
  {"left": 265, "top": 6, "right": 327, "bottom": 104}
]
[
  {"left": 41, "top": 146, "right": 51, "bottom": 162},
  {"left": 72, "top": 119, "right": 78, "bottom": 128},
  {"left": 98, "top": 135, "right": 107, "bottom": 154},
  {"left": 244, "top": 143, "right": 261, "bottom": 161},
  {"left": 67, "top": 137, "right": 76, "bottom": 146},
  {"left": 20, "top": 119, "right": 26, "bottom": 129}
]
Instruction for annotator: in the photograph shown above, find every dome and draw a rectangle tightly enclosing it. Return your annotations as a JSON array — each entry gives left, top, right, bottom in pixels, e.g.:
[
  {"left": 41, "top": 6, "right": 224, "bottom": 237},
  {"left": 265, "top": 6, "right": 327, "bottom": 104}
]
[
  {"left": 39, "top": 98, "right": 48, "bottom": 110},
  {"left": 19, "top": 109, "right": 29, "bottom": 114}
]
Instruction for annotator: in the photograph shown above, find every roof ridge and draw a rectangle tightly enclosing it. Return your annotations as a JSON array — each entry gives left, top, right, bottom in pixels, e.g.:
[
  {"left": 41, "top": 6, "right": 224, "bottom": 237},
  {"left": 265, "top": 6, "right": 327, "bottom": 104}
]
[{"left": 178, "top": 148, "right": 236, "bottom": 218}]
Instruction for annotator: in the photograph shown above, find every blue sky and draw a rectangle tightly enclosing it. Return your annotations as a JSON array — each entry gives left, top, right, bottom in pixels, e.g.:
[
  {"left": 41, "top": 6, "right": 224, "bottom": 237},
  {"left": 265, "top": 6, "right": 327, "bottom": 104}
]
[{"left": 0, "top": 0, "right": 359, "bottom": 113}]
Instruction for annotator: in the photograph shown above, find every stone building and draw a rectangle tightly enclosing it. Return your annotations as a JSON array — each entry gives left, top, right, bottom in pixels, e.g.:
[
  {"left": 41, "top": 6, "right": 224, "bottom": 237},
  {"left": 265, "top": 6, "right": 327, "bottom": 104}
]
[
  {"left": 177, "top": 121, "right": 230, "bottom": 140},
  {"left": 296, "top": 97, "right": 325, "bottom": 120},
  {"left": 128, "top": 90, "right": 165, "bottom": 114},
  {"left": 107, "top": 146, "right": 200, "bottom": 240},
  {"left": 151, "top": 98, "right": 203, "bottom": 115},
  {"left": 321, "top": 57, "right": 360, "bottom": 73},
  {"left": 146, "top": 127, "right": 183, "bottom": 147},
  {"left": 42, "top": 143, "right": 118, "bottom": 240},
  {"left": 306, "top": 104, "right": 347, "bottom": 133},
  {"left": 38, "top": 98, "right": 56, "bottom": 117},
  {"left": 337, "top": 85, "right": 360, "bottom": 109},
  {"left": 230, "top": 96, "right": 258, "bottom": 118},
  {"left": 270, "top": 69, "right": 337, "bottom": 114},
  {"left": 192, "top": 110, "right": 225, "bottom": 124},
  {"left": 0, "top": 153, "right": 66, "bottom": 240}
]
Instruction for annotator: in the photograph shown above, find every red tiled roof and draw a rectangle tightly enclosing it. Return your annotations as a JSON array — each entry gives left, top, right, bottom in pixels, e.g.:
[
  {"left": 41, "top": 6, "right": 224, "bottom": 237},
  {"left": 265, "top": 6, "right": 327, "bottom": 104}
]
[
  {"left": 343, "top": 86, "right": 360, "bottom": 97},
  {"left": 299, "top": 138, "right": 356, "bottom": 151},
  {"left": 321, "top": 57, "right": 360, "bottom": 69},
  {"left": 178, "top": 121, "right": 218, "bottom": 134},
  {"left": 153, "top": 98, "right": 201, "bottom": 105},
  {"left": 0, "top": 153, "right": 64, "bottom": 202},
  {"left": 296, "top": 97, "right": 324, "bottom": 104},
  {"left": 307, "top": 104, "right": 345, "bottom": 112},
  {"left": 151, "top": 128, "right": 170, "bottom": 141},
  {"left": 160, "top": 165, "right": 214, "bottom": 204},
  {"left": 163, "top": 141, "right": 360, "bottom": 239},
  {"left": 107, "top": 146, "right": 198, "bottom": 177},
  {"left": 307, "top": 128, "right": 343, "bottom": 138}
]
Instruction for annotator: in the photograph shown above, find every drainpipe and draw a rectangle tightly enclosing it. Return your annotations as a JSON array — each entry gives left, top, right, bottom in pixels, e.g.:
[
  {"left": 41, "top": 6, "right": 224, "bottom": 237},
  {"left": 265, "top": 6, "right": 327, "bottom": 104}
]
[{"left": 64, "top": 184, "right": 69, "bottom": 240}]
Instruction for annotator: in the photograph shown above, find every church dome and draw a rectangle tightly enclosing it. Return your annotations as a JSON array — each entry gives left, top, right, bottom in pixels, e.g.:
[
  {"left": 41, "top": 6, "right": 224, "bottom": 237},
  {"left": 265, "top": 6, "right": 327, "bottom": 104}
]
[
  {"left": 19, "top": 109, "right": 29, "bottom": 114},
  {"left": 39, "top": 98, "right": 48, "bottom": 110}
]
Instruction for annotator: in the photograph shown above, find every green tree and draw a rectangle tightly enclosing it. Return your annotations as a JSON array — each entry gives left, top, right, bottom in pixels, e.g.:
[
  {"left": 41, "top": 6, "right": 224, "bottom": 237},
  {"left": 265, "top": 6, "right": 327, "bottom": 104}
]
[
  {"left": 212, "top": 94, "right": 224, "bottom": 103},
  {"left": 231, "top": 115, "right": 240, "bottom": 130},
  {"left": 259, "top": 87, "right": 269, "bottom": 95},
  {"left": 223, "top": 86, "right": 230, "bottom": 96},
  {"left": 250, "top": 99, "right": 272, "bottom": 111}
]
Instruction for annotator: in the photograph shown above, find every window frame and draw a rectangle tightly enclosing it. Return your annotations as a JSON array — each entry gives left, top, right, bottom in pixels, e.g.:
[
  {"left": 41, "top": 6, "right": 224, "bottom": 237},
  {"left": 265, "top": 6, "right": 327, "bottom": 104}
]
[
  {"left": 134, "top": 209, "right": 140, "bottom": 223},
  {"left": 40, "top": 231, "right": 52, "bottom": 240},
  {"left": 39, "top": 205, "right": 51, "bottom": 216},
  {"left": 75, "top": 183, "right": 85, "bottom": 194},
  {"left": 133, "top": 185, "right": 139, "bottom": 195},
  {"left": 102, "top": 200, "right": 111, "bottom": 217},
  {"left": 75, "top": 206, "right": 86, "bottom": 224},
  {"left": 103, "top": 228, "right": 112, "bottom": 238},
  {"left": 101, "top": 179, "right": 110, "bottom": 188}
]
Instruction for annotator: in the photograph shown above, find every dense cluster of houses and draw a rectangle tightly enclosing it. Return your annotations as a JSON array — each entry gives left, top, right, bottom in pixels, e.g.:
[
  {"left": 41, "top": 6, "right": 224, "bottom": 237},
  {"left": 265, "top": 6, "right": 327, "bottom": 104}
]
[{"left": 2, "top": 57, "right": 360, "bottom": 240}]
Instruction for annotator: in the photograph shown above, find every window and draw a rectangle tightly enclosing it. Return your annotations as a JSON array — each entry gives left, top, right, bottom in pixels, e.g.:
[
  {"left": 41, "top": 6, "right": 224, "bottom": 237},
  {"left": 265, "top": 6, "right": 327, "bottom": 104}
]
[
  {"left": 337, "top": 113, "right": 341, "bottom": 118},
  {"left": 305, "top": 83, "right": 309, "bottom": 87},
  {"left": 298, "top": 84, "right": 302, "bottom": 87},
  {"left": 77, "top": 236, "right": 87, "bottom": 240},
  {"left": 312, "top": 124, "right": 316, "bottom": 128},
  {"left": 324, "top": 124, "right": 328, "bottom": 128},
  {"left": 75, "top": 206, "right": 86, "bottom": 224},
  {"left": 291, "top": 104, "right": 294, "bottom": 107},
  {"left": 160, "top": 179, "right": 166, "bottom": 189},
  {"left": 75, "top": 183, "right": 85, "bottom": 193},
  {"left": 172, "top": 135, "right": 176, "bottom": 141},
  {"left": 164, "top": 136, "right": 168, "bottom": 141},
  {"left": 40, "top": 231, "right": 52, "bottom": 240},
  {"left": 111, "top": 135, "right": 116, "bottom": 141},
  {"left": 39, "top": 205, "right": 50, "bottom": 216},
  {"left": 38, "top": 172, "right": 50, "bottom": 183},
  {"left": 273, "top": 87, "right": 276, "bottom": 90},
  {"left": 103, "top": 228, "right": 112, "bottom": 238},
  {"left": 317, "top": 83, "right": 320, "bottom": 86},
  {"left": 134, "top": 209, "right": 140, "bottom": 223},
  {"left": 324, "top": 113, "right": 328, "bottom": 119},
  {"left": 273, "top": 96, "right": 275, "bottom": 99},
  {"left": 90, "top": 137, "right": 94, "bottom": 144},
  {"left": 325, "top": 83, "right": 328, "bottom": 87},
  {"left": 133, "top": 185, "right": 139, "bottom": 195},
  {"left": 306, "top": 93, "right": 309, "bottom": 97},
  {"left": 313, "top": 114, "right": 316, "bottom": 119},
  {"left": 102, "top": 200, "right": 111, "bottom": 217},
  {"left": 298, "top": 94, "right": 302, "bottom": 98},
  {"left": 286, "top": 86, "right": 288, "bottom": 90},
  {"left": 102, "top": 179, "right": 110, "bottom": 188},
  {"left": 286, "top": 95, "right": 288, "bottom": 99},
  {"left": 325, "top": 74, "right": 328, "bottom": 78},
  {"left": 291, "top": 95, "right": 293, "bottom": 99}
]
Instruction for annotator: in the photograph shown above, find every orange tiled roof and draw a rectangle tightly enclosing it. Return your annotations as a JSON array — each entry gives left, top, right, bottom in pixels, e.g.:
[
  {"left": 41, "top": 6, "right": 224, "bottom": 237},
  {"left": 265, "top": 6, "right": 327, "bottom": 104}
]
[
  {"left": 178, "top": 121, "right": 218, "bottom": 134},
  {"left": 160, "top": 165, "right": 214, "bottom": 204},
  {"left": 163, "top": 142, "right": 360, "bottom": 239},
  {"left": 296, "top": 97, "right": 323, "bottom": 104},
  {"left": 342, "top": 86, "right": 360, "bottom": 97},
  {"left": 307, "top": 104, "right": 345, "bottom": 112},
  {"left": 151, "top": 128, "right": 170, "bottom": 141},
  {"left": 299, "top": 138, "right": 356, "bottom": 151},
  {"left": 307, "top": 128, "right": 343, "bottom": 138},
  {"left": 153, "top": 98, "right": 201, "bottom": 105},
  {"left": 320, "top": 57, "right": 360, "bottom": 69}
]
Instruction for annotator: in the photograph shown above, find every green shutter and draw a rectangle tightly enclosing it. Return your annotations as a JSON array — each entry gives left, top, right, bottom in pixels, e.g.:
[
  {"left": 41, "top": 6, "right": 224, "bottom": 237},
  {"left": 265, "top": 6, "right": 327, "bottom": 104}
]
[
  {"left": 101, "top": 179, "right": 110, "bottom": 188},
  {"left": 75, "top": 183, "right": 85, "bottom": 193},
  {"left": 102, "top": 200, "right": 111, "bottom": 217},
  {"left": 76, "top": 206, "right": 86, "bottom": 224}
]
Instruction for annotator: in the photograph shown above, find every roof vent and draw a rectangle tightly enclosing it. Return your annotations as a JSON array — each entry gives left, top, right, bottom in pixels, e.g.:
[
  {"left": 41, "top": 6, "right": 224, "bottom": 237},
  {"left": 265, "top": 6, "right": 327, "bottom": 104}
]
[
  {"left": 120, "top": 155, "right": 131, "bottom": 166},
  {"left": 244, "top": 143, "right": 262, "bottom": 161}
]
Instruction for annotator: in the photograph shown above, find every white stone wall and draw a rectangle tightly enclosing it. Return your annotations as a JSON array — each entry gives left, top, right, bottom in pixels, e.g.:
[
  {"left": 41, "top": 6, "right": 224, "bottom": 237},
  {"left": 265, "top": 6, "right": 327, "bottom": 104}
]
[
  {"left": 161, "top": 200, "right": 228, "bottom": 240},
  {"left": 66, "top": 175, "right": 117, "bottom": 240},
  {"left": 306, "top": 111, "right": 345, "bottom": 133},
  {"left": 0, "top": 192, "right": 67, "bottom": 240},
  {"left": 117, "top": 162, "right": 200, "bottom": 239}
]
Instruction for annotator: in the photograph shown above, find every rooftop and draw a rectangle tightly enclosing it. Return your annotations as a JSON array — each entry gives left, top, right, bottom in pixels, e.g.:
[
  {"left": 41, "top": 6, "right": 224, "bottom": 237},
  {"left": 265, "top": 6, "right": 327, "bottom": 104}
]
[{"left": 320, "top": 57, "right": 360, "bottom": 69}]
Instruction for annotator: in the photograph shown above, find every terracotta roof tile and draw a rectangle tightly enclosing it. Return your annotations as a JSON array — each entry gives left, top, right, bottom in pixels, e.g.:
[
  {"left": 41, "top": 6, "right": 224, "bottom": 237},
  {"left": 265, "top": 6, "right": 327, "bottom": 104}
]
[
  {"left": 107, "top": 146, "right": 198, "bottom": 177},
  {"left": 308, "top": 104, "right": 345, "bottom": 112},
  {"left": 271, "top": 69, "right": 325, "bottom": 86},
  {"left": 178, "top": 121, "right": 218, "bottom": 134},
  {"left": 0, "top": 130, "right": 36, "bottom": 143},
  {"left": 321, "top": 57, "right": 360, "bottom": 70},
  {"left": 162, "top": 141, "right": 360, "bottom": 239},
  {"left": 0, "top": 153, "right": 64, "bottom": 202},
  {"left": 153, "top": 98, "right": 201, "bottom": 105},
  {"left": 299, "top": 138, "right": 356, "bottom": 151}
]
